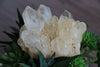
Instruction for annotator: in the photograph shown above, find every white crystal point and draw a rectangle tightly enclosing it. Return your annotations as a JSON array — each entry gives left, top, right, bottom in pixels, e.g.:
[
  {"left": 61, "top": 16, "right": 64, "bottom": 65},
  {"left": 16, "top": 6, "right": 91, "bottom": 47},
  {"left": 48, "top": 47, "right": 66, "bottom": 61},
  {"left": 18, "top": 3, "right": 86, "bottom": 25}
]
[
  {"left": 50, "top": 19, "right": 83, "bottom": 57},
  {"left": 58, "top": 10, "right": 72, "bottom": 23},
  {"left": 61, "top": 10, "right": 72, "bottom": 19},
  {"left": 76, "top": 22, "right": 87, "bottom": 33},
  {"left": 51, "top": 38, "right": 81, "bottom": 57},
  {"left": 20, "top": 30, "right": 52, "bottom": 58},
  {"left": 23, "top": 6, "right": 44, "bottom": 31},
  {"left": 21, "top": 30, "right": 41, "bottom": 48},
  {"left": 37, "top": 4, "right": 52, "bottom": 23},
  {"left": 21, "top": 30, "right": 41, "bottom": 58}
]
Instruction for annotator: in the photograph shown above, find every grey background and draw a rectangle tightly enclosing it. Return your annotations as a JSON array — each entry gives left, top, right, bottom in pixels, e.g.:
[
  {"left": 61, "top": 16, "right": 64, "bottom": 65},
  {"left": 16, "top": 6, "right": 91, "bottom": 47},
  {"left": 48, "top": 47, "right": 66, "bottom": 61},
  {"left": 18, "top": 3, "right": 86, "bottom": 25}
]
[{"left": 0, "top": 0, "right": 100, "bottom": 67}]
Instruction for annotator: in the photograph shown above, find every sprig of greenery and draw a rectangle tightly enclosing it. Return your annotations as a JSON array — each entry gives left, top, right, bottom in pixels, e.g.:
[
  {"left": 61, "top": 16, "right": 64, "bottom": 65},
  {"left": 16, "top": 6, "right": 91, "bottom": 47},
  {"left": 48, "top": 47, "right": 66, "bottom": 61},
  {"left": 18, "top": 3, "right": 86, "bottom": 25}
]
[
  {"left": 81, "top": 31, "right": 99, "bottom": 50},
  {"left": 0, "top": 43, "right": 32, "bottom": 67},
  {"left": 81, "top": 31, "right": 100, "bottom": 66},
  {"left": 68, "top": 56, "right": 86, "bottom": 67}
]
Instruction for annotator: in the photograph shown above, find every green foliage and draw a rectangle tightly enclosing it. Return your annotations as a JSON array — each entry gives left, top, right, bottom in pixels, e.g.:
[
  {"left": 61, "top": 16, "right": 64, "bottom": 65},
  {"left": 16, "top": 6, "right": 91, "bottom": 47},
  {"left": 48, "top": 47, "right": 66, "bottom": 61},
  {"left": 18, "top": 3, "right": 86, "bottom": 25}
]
[
  {"left": 37, "top": 48, "right": 48, "bottom": 67},
  {"left": 82, "top": 31, "right": 99, "bottom": 50},
  {"left": 37, "top": 49, "right": 80, "bottom": 67},
  {"left": 81, "top": 31, "right": 100, "bottom": 66},
  {"left": 17, "top": 9, "right": 24, "bottom": 29},
  {"left": 68, "top": 56, "right": 86, "bottom": 67},
  {"left": 0, "top": 9, "right": 31, "bottom": 67},
  {"left": 0, "top": 43, "right": 32, "bottom": 67},
  {"left": 37, "top": 49, "right": 56, "bottom": 67},
  {"left": 0, "top": 9, "right": 24, "bottom": 45},
  {"left": 47, "top": 53, "right": 55, "bottom": 66}
]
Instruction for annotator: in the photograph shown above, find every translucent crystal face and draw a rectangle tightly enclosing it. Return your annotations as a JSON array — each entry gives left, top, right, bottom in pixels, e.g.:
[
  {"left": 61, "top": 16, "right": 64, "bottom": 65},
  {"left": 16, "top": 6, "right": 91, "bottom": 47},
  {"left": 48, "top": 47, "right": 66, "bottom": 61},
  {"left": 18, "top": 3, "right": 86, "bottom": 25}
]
[{"left": 18, "top": 4, "right": 87, "bottom": 58}]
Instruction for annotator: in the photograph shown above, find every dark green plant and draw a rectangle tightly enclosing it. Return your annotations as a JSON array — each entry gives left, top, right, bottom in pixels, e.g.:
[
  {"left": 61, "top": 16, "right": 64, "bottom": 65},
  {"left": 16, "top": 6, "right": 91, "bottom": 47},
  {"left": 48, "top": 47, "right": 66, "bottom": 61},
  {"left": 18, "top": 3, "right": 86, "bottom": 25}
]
[
  {"left": 68, "top": 56, "right": 86, "bottom": 67},
  {"left": 81, "top": 31, "right": 99, "bottom": 50}
]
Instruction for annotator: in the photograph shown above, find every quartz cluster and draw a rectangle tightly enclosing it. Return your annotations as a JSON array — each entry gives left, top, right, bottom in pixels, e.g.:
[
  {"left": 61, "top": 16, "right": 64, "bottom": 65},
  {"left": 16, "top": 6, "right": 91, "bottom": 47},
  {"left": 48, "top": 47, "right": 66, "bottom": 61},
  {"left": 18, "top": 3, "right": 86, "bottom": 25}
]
[{"left": 18, "top": 4, "right": 87, "bottom": 58}]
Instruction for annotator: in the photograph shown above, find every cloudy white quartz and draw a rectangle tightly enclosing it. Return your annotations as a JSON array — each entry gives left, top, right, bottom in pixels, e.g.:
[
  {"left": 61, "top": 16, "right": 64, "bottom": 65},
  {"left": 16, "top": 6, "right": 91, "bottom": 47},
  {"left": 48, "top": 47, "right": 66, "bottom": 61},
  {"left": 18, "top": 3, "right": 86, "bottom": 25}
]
[{"left": 18, "top": 4, "right": 87, "bottom": 58}]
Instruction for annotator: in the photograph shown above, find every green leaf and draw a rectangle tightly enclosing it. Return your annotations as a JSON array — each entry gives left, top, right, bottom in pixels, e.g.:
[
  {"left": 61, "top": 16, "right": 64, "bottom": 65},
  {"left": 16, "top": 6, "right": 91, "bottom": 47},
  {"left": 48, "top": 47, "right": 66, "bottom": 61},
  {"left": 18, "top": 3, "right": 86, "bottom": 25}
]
[
  {"left": 16, "top": 20, "right": 20, "bottom": 29},
  {"left": 8, "top": 52, "right": 17, "bottom": 59},
  {"left": 10, "top": 26, "right": 19, "bottom": 33},
  {"left": 3, "top": 31, "right": 15, "bottom": 40},
  {"left": 68, "top": 56, "right": 87, "bottom": 67},
  {"left": 0, "top": 41, "right": 12, "bottom": 45},
  {"left": 19, "top": 63, "right": 31, "bottom": 67},
  {"left": 37, "top": 48, "right": 48, "bottom": 67},
  {"left": 1, "top": 55, "right": 15, "bottom": 62},
  {"left": 11, "top": 42, "right": 22, "bottom": 58},
  {"left": 48, "top": 53, "right": 55, "bottom": 66},
  {"left": 17, "top": 9, "right": 24, "bottom": 28}
]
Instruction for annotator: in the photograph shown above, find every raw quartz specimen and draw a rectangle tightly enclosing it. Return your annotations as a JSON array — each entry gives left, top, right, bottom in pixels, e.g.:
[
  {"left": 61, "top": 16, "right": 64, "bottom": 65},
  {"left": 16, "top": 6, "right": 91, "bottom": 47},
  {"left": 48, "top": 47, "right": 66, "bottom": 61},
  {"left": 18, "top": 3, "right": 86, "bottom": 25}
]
[{"left": 18, "top": 4, "right": 87, "bottom": 58}]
